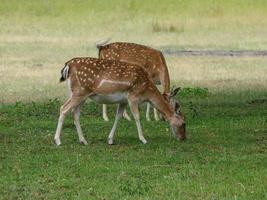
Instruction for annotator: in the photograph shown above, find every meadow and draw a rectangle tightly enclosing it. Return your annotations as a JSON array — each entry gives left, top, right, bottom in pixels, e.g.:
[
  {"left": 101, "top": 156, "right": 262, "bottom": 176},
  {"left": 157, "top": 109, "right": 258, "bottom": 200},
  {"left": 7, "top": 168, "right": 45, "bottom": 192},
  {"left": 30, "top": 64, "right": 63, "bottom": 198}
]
[{"left": 0, "top": 0, "right": 267, "bottom": 199}]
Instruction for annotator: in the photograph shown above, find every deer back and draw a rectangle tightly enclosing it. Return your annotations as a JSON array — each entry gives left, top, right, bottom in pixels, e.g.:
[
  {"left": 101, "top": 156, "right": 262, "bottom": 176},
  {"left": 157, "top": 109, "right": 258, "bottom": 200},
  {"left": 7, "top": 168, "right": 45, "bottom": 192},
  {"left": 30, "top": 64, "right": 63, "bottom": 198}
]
[
  {"left": 64, "top": 57, "right": 154, "bottom": 96},
  {"left": 98, "top": 42, "right": 170, "bottom": 89}
]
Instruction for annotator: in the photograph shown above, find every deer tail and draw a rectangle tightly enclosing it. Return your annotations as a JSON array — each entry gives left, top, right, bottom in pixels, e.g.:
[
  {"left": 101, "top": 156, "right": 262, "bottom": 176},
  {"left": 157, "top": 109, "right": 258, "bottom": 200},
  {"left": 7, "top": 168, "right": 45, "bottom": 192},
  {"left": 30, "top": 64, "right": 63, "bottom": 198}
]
[
  {"left": 95, "top": 38, "right": 111, "bottom": 49},
  {"left": 59, "top": 64, "right": 69, "bottom": 83}
]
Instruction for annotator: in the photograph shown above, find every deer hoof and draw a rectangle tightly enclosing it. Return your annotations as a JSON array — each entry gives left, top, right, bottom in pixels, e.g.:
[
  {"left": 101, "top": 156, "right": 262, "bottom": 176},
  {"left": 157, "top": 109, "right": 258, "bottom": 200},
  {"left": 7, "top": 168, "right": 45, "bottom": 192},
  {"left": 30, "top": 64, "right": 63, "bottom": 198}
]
[
  {"left": 140, "top": 138, "right": 148, "bottom": 144},
  {"left": 123, "top": 114, "right": 131, "bottom": 121},
  {"left": 108, "top": 138, "right": 114, "bottom": 145},
  {"left": 154, "top": 116, "right": 160, "bottom": 121},
  {"left": 103, "top": 116, "right": 109, "bottom": 122},
  {"left": 79, "top": 139, "right": 88, "bottom": 145},
  {"left": 54, "top": 138, "right": 61, "bottom": 146},
  {"left": 125, "top": 116, "right": 131, "bottom": 121}
]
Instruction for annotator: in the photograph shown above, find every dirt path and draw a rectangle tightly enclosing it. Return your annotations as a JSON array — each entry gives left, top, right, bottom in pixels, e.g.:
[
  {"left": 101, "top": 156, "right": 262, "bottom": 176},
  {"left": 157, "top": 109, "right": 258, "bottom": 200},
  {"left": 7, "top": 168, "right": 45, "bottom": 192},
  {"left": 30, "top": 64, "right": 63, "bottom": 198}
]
[{"left": 163, "top": 50, "right": 267, "bottom": 57}]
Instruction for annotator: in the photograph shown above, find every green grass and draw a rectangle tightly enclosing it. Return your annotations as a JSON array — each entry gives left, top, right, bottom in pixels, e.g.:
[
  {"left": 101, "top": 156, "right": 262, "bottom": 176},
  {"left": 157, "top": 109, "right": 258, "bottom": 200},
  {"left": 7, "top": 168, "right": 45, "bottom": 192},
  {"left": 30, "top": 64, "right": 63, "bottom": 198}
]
[{"left": 1, "top": 90, "right": 266, "bottom": 199}]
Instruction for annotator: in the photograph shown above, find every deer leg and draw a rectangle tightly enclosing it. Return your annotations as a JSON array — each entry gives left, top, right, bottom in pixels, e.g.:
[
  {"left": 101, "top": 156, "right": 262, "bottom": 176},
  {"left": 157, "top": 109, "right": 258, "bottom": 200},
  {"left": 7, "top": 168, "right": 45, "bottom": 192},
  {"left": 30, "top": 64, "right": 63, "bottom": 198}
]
[
  {"left": 153, "top": 107, "right": 160, "bottom": 121},
  {"left": 54, "top": 96, "right": 85, "bottom": 146},
  {"left": 54, "top": 97, "right": 72, "bottom": 146},
  {"left": 128, "top": 100, "right": 147, "bottom": 144},
  {"left": 102, "top": 104, "right": 109, "bottom": 121},
  {"left": 108, "top": 103, "right": 127, "bottom": 145},
  {"left": 72, "top": 101, "right": 88, "bottom": 145},
  {"left": 123, "top": 109, "right": 131, "bottom": 121},
  {"left": 146, "top": 103, "right": 151, "bottom": 121},
  {"left": 159, "top": 112, "right": 164, "bottom": 120}
]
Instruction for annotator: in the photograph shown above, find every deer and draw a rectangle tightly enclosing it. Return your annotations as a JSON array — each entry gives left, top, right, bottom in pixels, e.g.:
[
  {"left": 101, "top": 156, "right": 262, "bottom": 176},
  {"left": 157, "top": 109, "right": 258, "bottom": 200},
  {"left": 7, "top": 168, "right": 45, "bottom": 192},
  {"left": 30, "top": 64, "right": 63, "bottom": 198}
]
[
  {"left": 54, "top": 57, "right": 186, "bottom": 146},
  {"left": 96, "top": 40, "right": 172, "bottom": 122}
]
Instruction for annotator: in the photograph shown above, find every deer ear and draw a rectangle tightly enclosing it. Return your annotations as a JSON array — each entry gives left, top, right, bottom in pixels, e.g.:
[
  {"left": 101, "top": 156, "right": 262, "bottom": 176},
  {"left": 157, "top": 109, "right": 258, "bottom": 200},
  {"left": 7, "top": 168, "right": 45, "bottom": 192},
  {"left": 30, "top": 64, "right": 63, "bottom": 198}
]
[
  {"left": 170, "top": 87, "right": 181, "bottom": 97},
  {"left": 175, "top": 102, "right": 180, "bottom": 112}
]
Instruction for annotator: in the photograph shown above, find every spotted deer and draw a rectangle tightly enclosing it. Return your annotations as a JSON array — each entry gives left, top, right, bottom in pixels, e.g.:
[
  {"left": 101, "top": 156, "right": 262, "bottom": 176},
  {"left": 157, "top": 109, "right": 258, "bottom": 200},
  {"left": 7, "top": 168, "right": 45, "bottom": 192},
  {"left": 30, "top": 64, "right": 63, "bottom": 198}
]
[
  {"left": 54, "top": 57, "right": 185, "bottom": 146},
  {"left": 96, "top": 40, "right": 171, "bottom": 122}
]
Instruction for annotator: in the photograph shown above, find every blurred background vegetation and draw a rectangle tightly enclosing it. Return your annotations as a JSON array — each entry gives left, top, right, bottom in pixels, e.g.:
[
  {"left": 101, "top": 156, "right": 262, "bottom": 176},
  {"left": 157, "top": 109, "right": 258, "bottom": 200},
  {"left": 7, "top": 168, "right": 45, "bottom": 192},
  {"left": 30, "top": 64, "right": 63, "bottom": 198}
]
[{"left": 0, "top": 0, "right": 267, "bottom": 103}]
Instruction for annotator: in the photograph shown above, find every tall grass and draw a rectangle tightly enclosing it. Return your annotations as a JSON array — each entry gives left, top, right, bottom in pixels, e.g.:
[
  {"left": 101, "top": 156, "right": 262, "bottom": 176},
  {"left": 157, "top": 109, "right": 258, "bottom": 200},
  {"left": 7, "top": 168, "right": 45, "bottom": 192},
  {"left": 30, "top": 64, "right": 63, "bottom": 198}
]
[
  {"left": 0, "top": 55, "right": 267, "bottom": 103},
  {"left": 1, "top": 0, "right": 267, "bottom": 48},
  {"left": 0, "top": 0, "right": 267, "bottom": 103}
]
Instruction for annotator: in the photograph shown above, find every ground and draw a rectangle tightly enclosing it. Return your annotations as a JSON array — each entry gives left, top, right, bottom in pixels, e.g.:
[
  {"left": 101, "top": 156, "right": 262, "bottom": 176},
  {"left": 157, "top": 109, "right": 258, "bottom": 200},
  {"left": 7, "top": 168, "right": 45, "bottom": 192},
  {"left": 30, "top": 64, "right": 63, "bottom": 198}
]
[{"left": 0, "top": 1, "right": 267, "bottom": 199}]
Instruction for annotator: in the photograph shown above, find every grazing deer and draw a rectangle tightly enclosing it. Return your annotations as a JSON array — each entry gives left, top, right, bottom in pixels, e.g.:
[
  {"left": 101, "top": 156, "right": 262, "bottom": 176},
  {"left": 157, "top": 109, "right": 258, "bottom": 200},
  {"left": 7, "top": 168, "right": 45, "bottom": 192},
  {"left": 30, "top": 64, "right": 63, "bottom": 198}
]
[
  {"left": 54, "top": 57, "right": 185, "bottom": 145},
  {"left": 96, "top": 40, "right": 171, "bottom": 122}
]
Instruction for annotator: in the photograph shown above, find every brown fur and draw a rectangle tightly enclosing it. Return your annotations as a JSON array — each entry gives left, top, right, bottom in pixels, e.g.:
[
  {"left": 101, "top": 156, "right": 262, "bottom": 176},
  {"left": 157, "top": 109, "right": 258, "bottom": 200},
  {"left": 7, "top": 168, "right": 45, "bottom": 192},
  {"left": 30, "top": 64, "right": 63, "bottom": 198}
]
[
  {"left": 54, "top": 57, "right": 185, "bottom": 145},
  {"left": 97, "top": 42, "right": 171, "bottom": 98}
]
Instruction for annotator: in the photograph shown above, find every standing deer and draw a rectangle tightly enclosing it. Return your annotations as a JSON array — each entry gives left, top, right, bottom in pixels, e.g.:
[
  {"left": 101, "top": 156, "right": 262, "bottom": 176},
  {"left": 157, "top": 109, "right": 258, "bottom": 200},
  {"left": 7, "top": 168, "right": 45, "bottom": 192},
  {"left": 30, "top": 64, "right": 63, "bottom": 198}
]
[
  {"left": 54, "top": 57, "right": 185, "bottom": 145},
  {"left": 96, "top": 40, "right": 171, "bottom": 122}
]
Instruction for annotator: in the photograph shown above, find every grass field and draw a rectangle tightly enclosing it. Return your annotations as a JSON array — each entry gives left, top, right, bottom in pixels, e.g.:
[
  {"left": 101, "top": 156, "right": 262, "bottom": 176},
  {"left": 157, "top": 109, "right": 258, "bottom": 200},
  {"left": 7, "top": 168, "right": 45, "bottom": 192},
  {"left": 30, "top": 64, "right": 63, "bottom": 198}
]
[
  {"left": 0, "top": 91, "right": 266, "bottom": 199},
  {"left": 1, "top": 56, "right": 267, "bottom": 103},
  {"left": 0, "top": 0, "right": 267, "bottom": 199}
]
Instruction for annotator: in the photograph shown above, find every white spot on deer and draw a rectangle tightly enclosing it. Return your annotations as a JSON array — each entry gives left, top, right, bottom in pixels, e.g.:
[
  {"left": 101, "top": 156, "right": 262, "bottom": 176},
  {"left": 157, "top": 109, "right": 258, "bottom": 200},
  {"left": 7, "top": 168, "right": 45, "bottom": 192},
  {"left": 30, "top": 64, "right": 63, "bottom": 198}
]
[{"left": 97, "top": 79, "right": 131, "bottom": 88}]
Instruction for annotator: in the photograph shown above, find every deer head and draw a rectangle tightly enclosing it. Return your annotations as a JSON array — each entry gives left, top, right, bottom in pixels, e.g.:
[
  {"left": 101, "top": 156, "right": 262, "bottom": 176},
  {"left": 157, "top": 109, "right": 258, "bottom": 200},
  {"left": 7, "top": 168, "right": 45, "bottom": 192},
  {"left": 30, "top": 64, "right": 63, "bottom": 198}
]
[{"left": 160, "top": 86, "right": 186, "bottom": 140}]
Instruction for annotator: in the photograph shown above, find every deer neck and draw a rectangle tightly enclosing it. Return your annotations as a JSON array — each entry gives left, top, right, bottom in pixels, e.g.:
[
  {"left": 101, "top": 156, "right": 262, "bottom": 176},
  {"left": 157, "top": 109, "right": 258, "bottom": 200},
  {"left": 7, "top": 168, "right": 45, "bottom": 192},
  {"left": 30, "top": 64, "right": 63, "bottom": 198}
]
[{"left": 149, "top": 89, "right": 175, "bottom": 122}]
